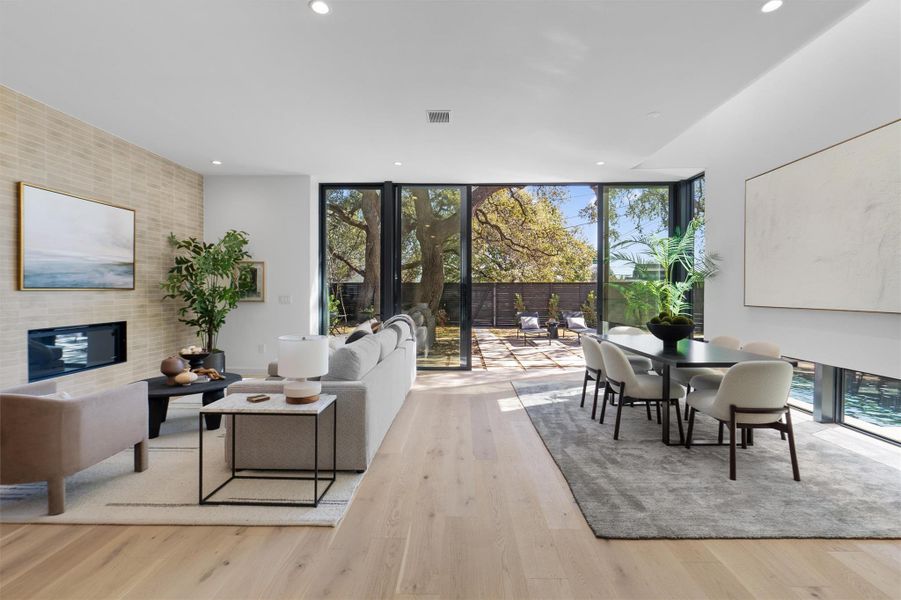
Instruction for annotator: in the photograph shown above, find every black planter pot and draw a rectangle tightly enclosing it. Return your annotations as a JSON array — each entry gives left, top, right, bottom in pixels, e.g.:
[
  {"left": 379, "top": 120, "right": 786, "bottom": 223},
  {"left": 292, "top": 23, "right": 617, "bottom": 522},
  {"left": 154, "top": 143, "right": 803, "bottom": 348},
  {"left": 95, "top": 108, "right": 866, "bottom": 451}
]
[
  {"left": 203, "top": 350, "right": 226, "bottom": 374},
  {"left": 547, "top": 322, "right": 559, "bottom": 339},
  {"left": 646, "top": 322, "right": 694, "bottom": 349}
]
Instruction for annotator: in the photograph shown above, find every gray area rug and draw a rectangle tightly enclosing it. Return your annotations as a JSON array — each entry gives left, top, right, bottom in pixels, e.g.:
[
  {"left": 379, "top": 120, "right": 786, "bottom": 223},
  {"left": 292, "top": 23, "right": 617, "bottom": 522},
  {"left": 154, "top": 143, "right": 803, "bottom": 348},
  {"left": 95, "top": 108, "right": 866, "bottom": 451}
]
[
  {"left": 0, "top": 398, "right": 362, "bottom": 526},
  {"left": 514, "top": 379, "right": 901, "bottom": 539}
]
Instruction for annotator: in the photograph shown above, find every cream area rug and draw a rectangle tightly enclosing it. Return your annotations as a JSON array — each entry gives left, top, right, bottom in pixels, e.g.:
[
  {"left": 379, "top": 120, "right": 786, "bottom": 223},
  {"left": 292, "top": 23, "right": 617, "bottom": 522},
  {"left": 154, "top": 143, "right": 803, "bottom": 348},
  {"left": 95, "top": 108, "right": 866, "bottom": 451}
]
[{"left": 0, "top": 397, "right": 363, "bottom": 526}]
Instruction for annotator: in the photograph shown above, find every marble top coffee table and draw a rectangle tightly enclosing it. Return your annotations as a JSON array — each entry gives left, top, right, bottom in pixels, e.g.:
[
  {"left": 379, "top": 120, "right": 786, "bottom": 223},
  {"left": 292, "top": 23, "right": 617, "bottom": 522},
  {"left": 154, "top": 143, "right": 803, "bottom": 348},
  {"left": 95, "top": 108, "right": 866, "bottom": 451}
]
[{"left": 198, "top": 393, "right": 337, "bottom": 508}]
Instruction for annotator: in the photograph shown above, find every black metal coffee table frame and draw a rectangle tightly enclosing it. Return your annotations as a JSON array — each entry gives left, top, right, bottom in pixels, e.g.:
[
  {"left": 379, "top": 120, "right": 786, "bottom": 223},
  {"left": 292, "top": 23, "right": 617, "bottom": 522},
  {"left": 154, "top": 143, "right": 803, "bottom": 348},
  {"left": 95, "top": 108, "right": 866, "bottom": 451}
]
[
  {"left": 141, "top": 372, "right": 242, "bottom": 439},
  {"left": 198, "top": 399, "right": 337, "bottom": 508}
]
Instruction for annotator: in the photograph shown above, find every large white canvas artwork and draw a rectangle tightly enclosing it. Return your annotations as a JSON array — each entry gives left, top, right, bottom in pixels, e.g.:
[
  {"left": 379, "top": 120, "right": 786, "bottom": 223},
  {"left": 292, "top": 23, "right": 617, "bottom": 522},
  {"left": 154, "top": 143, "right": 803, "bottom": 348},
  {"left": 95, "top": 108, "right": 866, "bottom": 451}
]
[
  {"left": 745, "top": 120, "right": 901, "bottom": 314},
  {"left": 19, "top": 184, "right": 136, "bottom": 290}
]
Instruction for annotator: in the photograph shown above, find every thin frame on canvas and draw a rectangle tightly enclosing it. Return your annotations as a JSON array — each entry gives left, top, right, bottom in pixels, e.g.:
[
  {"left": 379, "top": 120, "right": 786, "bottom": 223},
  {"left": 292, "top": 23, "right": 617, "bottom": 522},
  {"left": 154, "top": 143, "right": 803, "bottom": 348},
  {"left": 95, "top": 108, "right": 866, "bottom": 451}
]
[
  {"left": 239, "top": 260, "right": 266, "bottom": 302},
  {"left": 18, "top": 182, "right": 137, "bottom": 291},
  {"left": 743, "top": 119, "right": 901, "bottom": 315}
]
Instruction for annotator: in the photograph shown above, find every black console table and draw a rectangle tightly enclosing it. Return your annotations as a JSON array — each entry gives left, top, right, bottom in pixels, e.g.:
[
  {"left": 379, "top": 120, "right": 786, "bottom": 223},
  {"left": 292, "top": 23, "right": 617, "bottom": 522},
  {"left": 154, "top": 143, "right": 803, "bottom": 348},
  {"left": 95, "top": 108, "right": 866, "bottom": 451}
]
[{"left": 140, "top": 372, "right": 242, "bottom": 438}]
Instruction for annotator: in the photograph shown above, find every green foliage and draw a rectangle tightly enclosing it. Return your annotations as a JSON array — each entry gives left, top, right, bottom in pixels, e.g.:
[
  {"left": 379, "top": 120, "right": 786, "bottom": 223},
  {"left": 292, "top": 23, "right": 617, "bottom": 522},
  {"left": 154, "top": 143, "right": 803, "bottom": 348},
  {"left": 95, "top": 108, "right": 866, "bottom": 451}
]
[
  {"left": 581, "top": 290, "right": 598, "bottom": 328},
  {"left": 649, "top": 316, "right": 662, "bottom": 325},
  {"left": 610, "top": 218, "right": 720, "bottom": 319},
  {"left": 472, "top": 187, "right": 594, "bottom": 282},
  {"left": 610, "top": 280, "right": 659, "bottom": 326},
  {"left": 547, "top": 293, "right": 560, "bottom": 322},
  {"left": 513, "top": 292, "right": 526, "bottom": 314},
  {"left": 671, "top": 315, "right": 693, "bottom": 326},
  {"left": 161, "top": 230, "right": 252, "bottom": 351}
]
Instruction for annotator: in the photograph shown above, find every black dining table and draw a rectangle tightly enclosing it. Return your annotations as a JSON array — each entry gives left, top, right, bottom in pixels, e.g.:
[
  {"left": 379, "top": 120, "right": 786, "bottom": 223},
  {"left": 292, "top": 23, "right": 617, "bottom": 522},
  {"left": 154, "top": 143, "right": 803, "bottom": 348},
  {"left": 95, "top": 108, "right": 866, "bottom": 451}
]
[{"left": 594, "top": 333, "right": 797, "bottom": 445}]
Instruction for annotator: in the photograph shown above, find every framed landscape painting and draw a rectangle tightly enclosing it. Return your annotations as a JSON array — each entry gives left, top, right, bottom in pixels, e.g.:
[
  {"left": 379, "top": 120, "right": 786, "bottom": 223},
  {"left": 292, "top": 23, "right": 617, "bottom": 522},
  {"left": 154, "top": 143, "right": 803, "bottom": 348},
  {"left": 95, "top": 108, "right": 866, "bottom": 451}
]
[{"left": 19, "top": 183, "right": 136, "bottom": 290}]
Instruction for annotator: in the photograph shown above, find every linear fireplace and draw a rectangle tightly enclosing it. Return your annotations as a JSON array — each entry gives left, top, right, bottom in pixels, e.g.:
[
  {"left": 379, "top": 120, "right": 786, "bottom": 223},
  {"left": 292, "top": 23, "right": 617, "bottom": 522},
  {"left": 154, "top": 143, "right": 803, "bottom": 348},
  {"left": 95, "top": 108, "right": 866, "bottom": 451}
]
[{"left": 28, "top": 321, "right": 127, "bottom": 382}]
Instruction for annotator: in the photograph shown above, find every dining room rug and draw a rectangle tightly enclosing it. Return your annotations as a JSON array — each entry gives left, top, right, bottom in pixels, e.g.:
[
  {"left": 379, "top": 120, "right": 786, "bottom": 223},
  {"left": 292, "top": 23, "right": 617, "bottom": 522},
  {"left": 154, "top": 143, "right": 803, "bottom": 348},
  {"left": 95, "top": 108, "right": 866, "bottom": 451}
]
[
  {"left": 513, "top": 379, "right": 901, "bottom": 539},
  {"left": 0, "top": 398, "right": 362, "bottom": 526}
]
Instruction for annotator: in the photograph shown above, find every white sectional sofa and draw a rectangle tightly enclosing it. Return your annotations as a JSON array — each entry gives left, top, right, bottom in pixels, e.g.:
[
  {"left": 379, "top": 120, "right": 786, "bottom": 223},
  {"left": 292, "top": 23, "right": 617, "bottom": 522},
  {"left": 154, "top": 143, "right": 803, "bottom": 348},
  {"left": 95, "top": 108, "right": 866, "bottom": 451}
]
[{"left": 225, "top": 317, "right": 416, "bottom": 471}]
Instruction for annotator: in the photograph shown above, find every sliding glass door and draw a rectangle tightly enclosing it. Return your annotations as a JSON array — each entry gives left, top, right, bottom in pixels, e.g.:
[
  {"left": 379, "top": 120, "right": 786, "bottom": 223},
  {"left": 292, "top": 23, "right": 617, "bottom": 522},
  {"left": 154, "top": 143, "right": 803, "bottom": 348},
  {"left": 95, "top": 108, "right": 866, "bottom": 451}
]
[
  {"left": 322, "top": 186, "right": 383, "bottom": 334},
  {"left": 398, "top": 185, "right": 470, "bottom": 368}
]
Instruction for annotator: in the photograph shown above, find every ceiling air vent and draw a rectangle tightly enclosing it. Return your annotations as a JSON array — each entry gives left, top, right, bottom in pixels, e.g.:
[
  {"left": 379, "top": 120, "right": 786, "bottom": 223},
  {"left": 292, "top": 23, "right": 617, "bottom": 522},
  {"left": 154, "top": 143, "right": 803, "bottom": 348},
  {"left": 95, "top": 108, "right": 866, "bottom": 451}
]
[{"left": 427, "top": 110, "right": 451, "bottom": 124}]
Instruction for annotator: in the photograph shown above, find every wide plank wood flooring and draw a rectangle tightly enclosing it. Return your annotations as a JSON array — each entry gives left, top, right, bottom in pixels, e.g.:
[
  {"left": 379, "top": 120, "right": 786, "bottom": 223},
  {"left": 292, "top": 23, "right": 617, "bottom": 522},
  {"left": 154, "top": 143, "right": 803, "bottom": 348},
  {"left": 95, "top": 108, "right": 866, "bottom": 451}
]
[{"left": 1, "top": 369, "right": 899, "bottom": 599}]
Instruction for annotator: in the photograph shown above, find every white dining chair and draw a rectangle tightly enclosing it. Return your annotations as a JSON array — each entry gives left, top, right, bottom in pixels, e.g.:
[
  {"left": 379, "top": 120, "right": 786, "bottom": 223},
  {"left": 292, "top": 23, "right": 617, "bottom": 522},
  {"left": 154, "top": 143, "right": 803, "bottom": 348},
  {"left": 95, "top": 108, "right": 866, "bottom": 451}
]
[
  {"left": 580, "top": 335, "right": 657, "bottom": 421},
  {"left": 606, "top": 326, "right": 654, "bottom": 374},
  {"left": 690, "top": 340, "right": 781, "bottom": 391},
  {"left": 674, "top": 335, "right": 742, "bottom": 419},
  {"left": 599, "top": 342, "right": 686, "bottom": 441},
  {"left": 684, "top": 360, "right": 799, "bottom": 481}
]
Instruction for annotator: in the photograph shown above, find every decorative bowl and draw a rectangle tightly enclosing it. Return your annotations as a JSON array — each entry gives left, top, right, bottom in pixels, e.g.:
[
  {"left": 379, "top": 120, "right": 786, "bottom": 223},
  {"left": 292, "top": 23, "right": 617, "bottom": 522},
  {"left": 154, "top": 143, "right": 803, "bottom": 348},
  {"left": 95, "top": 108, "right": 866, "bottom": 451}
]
[
  {"left": 646, "top": 322, "right": 694, "bottom": 348},
  {"left": 179, "top": 350, "right": 210, "bottom": 370}
]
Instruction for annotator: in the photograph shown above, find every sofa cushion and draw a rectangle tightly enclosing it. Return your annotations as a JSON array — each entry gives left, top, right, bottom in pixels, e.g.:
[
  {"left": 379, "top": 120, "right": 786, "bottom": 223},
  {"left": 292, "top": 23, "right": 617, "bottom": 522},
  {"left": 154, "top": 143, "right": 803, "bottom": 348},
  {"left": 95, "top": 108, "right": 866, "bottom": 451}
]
[
  {"left": 324, "top": 335, "right": 381, "bottom": 381},
  {"left": 353, "top": 321, "right": 373, "bottom": 334},
  {"left": 387, "top": 323, "right": 406, "bottom": 348},
  {"left": 374, "top": 328, "right": 399, "bottom": 361}
]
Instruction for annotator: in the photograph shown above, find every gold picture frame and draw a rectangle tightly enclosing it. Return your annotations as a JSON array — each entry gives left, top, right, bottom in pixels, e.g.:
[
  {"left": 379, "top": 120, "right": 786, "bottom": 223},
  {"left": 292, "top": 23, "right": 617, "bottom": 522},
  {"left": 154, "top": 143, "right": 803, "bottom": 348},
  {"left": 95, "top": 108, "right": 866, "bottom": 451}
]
[
  {"left": 239, "top": 260, "right": 265, "bottom": 302},
  {"left": 18, "top": 182, "right": 137, "bottom": 291}
]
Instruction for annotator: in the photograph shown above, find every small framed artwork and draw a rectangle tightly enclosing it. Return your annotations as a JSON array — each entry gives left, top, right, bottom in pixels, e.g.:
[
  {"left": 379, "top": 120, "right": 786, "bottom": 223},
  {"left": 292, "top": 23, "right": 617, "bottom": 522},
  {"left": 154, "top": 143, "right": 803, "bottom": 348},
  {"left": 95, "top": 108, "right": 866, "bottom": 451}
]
[
  {"left": 19, "top": 183, "right": 136, "bottom": 290},
  {"left": 239, "top": 261, "right": 265, "bottom": 302}
]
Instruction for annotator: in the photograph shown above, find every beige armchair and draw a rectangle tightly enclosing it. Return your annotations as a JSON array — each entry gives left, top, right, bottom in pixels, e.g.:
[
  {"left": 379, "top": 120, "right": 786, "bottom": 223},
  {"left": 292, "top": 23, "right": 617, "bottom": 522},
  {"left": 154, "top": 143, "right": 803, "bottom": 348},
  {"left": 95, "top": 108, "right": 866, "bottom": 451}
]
[{"left": 0, "top": 380, "right": 149, "bottom": 515}]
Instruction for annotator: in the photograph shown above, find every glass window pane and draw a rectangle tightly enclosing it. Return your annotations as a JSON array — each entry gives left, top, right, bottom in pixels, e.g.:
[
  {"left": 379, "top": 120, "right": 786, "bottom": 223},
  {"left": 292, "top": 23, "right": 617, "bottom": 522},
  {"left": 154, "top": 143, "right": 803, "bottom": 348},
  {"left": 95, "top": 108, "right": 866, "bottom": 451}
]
[
  {"left": 691, "top": 176, "right": 706, "bottom": 337},
  {"left": 399, "top": 186, "right": 464, "bottom": 368},
  {"left": 787, "top": 357, "right": 815, "bottom": 410},
  {"left": 325, "top": 188, "right": 381, "bottom": 333},
  {"left": 842, "top": 370, "right": 901, "bottom": 443},
  {"left": 602, "top": 185, "right": 670, "bottom": 327}
]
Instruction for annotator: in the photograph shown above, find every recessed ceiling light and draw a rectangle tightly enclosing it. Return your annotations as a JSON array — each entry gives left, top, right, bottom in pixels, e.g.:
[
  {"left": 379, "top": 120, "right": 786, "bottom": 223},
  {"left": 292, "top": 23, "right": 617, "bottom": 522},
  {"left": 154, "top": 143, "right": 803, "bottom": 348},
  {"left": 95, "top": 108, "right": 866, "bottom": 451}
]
[
  {"left": 211, "top": 160, "right": 222, "bottom": 165},
  {"left": 595, "top": 161, "right": 605, "bottom": 166},
  {"left": 761, "top": 0, "right": 783, "bottom": 13},
  {"left": 393, "top": 161, "right": 403, "bottom": 166},
  {"left": 646, "top": 111, "right": 662, "bottom": 118},
  {"left": 309, "top": 0, "right": 329, "bottom": 14}
]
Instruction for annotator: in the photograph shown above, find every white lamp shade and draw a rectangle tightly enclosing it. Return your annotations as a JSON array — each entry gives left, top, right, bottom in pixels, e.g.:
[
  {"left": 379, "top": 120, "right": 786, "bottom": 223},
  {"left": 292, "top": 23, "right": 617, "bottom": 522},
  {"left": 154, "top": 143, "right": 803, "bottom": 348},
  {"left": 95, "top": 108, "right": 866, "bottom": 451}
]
[{"left": 277, "top": 335, "right": 329, "bottom": 379}]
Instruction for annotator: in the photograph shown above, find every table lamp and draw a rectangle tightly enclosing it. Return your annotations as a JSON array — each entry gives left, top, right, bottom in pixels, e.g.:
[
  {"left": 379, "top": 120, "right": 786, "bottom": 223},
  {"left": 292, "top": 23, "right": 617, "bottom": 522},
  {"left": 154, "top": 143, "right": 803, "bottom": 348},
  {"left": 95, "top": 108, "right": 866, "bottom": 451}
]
[{"left": 278, "top": 334, "right": 329, "bottom": 404}]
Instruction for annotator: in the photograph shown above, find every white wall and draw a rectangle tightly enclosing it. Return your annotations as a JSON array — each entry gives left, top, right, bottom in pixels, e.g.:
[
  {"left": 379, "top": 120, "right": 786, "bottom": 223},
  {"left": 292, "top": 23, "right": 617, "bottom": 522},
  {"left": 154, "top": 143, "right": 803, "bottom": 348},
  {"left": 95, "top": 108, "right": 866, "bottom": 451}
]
[
  {"left": 204, "top": 176, "right": 318, "bottom": 371},
  {"left": 643, "top": 0, "right": 901, "bottom": 379}
]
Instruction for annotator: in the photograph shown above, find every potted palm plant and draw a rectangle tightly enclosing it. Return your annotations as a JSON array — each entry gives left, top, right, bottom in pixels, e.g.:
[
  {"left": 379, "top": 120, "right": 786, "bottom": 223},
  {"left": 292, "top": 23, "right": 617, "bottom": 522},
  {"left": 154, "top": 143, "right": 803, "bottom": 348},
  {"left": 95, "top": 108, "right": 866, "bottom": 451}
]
[
  {"left": 611, "top": 218, "right": 719, "bottom": 348},
  {"left": 161, "top": 230, "right": 253, "bottom": 372}
]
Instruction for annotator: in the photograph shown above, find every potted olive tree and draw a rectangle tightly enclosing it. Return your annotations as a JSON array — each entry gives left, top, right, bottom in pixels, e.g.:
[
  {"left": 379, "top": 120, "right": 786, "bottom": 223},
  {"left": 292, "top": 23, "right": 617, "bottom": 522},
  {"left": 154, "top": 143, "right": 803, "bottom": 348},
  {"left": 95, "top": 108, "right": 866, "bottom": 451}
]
[
  {"left": 611, "top": 218, "right": 719, "bottom": 347},
  {"left": 161, "top": 230, "right": 253, "bottom": 373}
]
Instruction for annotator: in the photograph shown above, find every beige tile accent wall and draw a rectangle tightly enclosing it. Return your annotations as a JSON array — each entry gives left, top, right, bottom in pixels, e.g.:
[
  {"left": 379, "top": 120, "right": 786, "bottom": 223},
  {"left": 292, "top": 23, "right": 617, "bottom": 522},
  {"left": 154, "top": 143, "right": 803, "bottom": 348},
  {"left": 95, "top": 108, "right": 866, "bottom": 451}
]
[{"left": 0, "top": 86, "right": 203, "bottom": 394}]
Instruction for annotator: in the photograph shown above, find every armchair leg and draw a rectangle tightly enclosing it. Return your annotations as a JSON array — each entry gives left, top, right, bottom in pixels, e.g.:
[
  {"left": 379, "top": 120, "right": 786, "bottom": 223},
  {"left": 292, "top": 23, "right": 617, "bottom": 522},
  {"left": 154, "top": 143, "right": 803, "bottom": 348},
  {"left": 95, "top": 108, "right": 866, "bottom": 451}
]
[
  {"left": 134, "top": 439, "right": 149, "bottom": 472},
  {"left": 685, "top": 408, "right": 696, "bottom": 448},
  {"left": 613, "top": 387, "right": 626, "bottom": 440},
  {"left": 580, "top": 370, "right": 589, "bottom": 408},
  {"left": 645, "top": 400, "right": 652, "bottom": 421},
  {"left": 48, "top": 476, "right": 65, "bottom": 515},
  {"left": 786, "top": 410, "right": 801, "bottom": 481},
  {"left": 590, "top": 376, "right": 601, "bottom": 420},
  {"left": 656, "top": 401, "right": 662, "bottom": 424},
  {"left": 718, "top": 422, "right": 724, "bottom": 444},
  {"left": 599, "top": 385, "right": 610, "bottom": 424},
  {"left": 674, "top": 400, "right": 685, "bottom": 445},
  {"left": 729, "top": 415, "right": 737, "bottom": 481}
]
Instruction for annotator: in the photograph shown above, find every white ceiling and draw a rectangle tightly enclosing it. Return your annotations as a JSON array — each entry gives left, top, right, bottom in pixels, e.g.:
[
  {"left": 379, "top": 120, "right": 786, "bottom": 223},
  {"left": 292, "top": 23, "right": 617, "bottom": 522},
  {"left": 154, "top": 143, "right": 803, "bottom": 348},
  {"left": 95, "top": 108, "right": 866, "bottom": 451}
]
[{"left": 0, "top": 0, "right": 866, "bottom": 183}]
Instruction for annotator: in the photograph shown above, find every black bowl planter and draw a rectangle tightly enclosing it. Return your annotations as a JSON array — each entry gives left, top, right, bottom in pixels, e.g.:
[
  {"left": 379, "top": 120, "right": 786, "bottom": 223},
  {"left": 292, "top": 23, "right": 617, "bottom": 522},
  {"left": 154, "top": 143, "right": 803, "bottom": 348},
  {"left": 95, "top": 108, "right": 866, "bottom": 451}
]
[
  {"left": 179, "top": 351, "right": 210, "bottom": 370},
  {"left": 646, "top": 322, "right": 694, "bottom": 349},
  {"left": 203, "top": 350, "right": 226, "bottom": 374}
]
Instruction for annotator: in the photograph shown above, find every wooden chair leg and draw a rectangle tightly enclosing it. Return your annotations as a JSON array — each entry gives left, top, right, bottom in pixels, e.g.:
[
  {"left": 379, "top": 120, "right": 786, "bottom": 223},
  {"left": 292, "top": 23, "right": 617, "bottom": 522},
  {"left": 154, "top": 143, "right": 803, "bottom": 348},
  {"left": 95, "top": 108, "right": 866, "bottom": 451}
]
[
  {"left": 590, "top": 376, "right": 601, "bottom": 420},
  {"left": 780, "top": 429, "right": 786, "bottom": 440},
  {"left": 747, "top": 428, "right": 754, "bottom": 446},
  {"left": 645, "top": 400, "right": 652, "bottom": 420},
  {"left": 718, "top": 422, "right": 724, "bottom": 444},
  {"left": 613, "top": 389, "right": 626, "bottom": 440},
  {"left": 134, "top": 439, "right": 149, "bottom": 472},
  {"left": 786, "top": 410, "right": 801, "bottom": 481},
  {"left": 674, "top": 400, "right": 685, "bottom": 444},
  {"left": 685, "top": 407, "right": 696, "bottom": 448},
  {"left": 580, "top": 370, "right": 589, "bottom": 408},
  {"left": 741, "top": 427, "right": 748, "bottom": 449},
  {"left": 729, "top": 416, "right": 737, "bottom": 480},
  {"left": 656, "top": 401, "right": 662, "bottom": 424},
  {"left": 48, "top": 476, "right": 65, "bottom": 515},
  {"left": 599, "top": 386, "right": 610, "bottom": 424},
  {"left": 683, "top": 386, "right": 692, "bottom": 420}
]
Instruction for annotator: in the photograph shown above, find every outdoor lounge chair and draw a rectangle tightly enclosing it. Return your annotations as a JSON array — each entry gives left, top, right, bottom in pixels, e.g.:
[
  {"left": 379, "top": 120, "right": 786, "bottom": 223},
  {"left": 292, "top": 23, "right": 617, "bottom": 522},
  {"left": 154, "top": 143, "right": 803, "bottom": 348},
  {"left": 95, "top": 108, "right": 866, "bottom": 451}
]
[
  {"left": 562, "top": 310, "right": 594, "bottom": 337},
  {"left": 518, "top": 311, "right": 549, "bottom": 345}
]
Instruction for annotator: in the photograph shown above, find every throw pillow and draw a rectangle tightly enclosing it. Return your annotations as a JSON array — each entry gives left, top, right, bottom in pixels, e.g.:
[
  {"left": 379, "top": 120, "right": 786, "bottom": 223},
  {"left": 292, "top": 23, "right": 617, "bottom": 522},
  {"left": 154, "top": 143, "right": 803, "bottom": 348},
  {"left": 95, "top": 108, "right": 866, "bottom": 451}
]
[
  {"left": 374, "top": 328, "right": 399, "bottom": 361},
  {"left": 520, "top": 315, "right": 539, "bottom": 330},
  {"left": 567, "top": 316, "right": 587, "bottom": 330},
  {"left": 346, "top": 330, "right": 370, "bottom": 344},
  {"left": 354, "top": 321, "right": 373, "bottom": 334}
]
